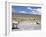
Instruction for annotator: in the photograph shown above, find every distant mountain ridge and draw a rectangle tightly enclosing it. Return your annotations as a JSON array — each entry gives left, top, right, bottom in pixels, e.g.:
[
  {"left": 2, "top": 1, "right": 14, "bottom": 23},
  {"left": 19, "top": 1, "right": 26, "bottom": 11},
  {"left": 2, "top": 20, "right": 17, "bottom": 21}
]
[{"left": 12, "top": 12, "right": 41, "bottom": 16}]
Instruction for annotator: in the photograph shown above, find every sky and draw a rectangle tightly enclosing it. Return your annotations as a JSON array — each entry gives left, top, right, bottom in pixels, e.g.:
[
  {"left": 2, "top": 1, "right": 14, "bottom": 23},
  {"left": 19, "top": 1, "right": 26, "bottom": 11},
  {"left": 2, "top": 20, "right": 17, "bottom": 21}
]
[{"left": 12, "top": 6, "right": 41, "bottom": 15}]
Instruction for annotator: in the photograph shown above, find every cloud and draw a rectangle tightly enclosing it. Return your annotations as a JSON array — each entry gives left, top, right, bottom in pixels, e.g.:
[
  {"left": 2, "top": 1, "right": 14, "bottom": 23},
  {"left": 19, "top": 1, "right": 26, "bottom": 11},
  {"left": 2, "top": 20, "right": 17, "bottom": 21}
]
[
  {"left": 27, "top": 8, "right": 41, "bottom": 15},
  {"left": 31, "top": 10, "right": 41, "bottom": 15},
  {"left": 27, "top": 7, "right": 32, "bottom": 10},
  {"left": 37, "top": 8, "right": 41, "bottom": 12},
  {"left": 12, "top": 8, "right": 41, "bottom": 15},
  {"left": 18, "top": 10, "right": 41, "bottom": 15},
  {"left": 19, "top": 11, "right": 27, "bottom": 13}
]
